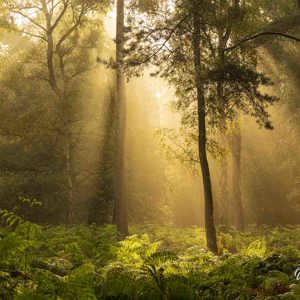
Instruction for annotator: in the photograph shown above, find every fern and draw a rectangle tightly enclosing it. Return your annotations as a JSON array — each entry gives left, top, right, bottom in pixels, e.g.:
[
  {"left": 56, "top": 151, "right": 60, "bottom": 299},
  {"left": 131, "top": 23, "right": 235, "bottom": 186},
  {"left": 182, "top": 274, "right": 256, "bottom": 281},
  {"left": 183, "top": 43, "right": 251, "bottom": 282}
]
[
  {"left": 0, "top": 209, "right": 25, "bottom": 228},
  {"left": 1, "top": 223, "right": 300, "bottom": 299}
]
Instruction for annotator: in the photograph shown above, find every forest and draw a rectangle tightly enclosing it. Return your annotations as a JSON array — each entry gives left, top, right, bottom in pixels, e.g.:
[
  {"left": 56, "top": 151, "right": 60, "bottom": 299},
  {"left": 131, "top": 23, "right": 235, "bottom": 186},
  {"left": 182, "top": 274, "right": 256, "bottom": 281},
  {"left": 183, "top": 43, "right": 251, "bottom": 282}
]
[{"left": 1, "top": 0, "right": 300, "bottom": 298}]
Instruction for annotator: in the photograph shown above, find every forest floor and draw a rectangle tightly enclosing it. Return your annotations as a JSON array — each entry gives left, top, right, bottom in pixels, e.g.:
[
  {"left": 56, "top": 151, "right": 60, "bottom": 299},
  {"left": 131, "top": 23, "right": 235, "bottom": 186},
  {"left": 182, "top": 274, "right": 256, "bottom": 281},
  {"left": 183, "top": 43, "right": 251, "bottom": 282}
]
[{"left": 1, "top": 220, "right": 300, "bottom": 299}]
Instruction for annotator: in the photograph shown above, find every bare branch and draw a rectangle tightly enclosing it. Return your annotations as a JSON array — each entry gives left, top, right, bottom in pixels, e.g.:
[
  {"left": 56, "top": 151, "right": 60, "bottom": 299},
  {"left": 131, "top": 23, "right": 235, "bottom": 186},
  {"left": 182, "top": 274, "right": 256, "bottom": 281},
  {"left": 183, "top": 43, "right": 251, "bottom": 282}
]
[
  {"left": 50, "top": 0, "right": 60, "bottom": 15},
  {"left": 69, "top": 65, "right": 96, "bottom": 79},
  {"left": 55, "top": 5, "right": 85, "bottom": 51},
  {"left": 50, "top": 0, "right": 69, "bottom": 32},
  {"left": 11, "top": 9, "right": 47, "bottom": 32},
  {"left": 11, "top": 27, "right": 47, "bottom": 41},
  {"left": 226, "top": 32, "right": 300, "bottom": 52}
]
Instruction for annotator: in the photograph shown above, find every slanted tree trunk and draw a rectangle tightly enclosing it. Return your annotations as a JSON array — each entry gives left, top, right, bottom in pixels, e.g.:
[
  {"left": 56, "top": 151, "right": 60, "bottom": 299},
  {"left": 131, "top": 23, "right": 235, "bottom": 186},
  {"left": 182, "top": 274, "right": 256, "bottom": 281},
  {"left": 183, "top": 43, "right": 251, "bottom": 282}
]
[
  {"left": 114, "top": 0, "right": 128, "bottom": 235},
  {"left": 231, "top": 120, "right": 244, "bottom": 230},
  {"left": 192, "top": 0, "right": 218, "bottom": 254}
]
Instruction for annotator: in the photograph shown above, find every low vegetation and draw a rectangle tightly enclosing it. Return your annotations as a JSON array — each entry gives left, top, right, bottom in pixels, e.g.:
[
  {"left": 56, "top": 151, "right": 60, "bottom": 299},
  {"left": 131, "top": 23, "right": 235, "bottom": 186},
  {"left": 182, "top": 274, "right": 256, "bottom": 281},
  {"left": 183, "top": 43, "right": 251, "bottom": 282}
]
[{"left": 1, "top": 212, "right": 300, "bottom": 299}]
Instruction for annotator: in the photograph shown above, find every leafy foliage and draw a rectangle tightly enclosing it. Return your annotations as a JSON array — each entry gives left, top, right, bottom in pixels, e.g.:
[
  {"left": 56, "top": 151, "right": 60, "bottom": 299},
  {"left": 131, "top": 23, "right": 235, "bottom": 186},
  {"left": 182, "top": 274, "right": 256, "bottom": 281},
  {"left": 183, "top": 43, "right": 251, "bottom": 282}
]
[{"left": 1, "top": 221, "right": 300, "bottom": 299}]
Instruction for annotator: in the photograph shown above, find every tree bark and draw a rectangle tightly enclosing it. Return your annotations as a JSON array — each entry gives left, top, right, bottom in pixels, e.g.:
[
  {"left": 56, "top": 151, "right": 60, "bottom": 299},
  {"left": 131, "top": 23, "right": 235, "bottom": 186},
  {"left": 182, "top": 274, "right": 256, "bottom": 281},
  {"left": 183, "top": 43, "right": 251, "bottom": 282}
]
[
  {"left": 114, "top": 0, "right": 128, "bottom": 235},
  {"left": 231, "top": 121, "right": 244, "bottom": 230},
  {"left": 192, "top": 0, "right": 218, "bottom": 254}
]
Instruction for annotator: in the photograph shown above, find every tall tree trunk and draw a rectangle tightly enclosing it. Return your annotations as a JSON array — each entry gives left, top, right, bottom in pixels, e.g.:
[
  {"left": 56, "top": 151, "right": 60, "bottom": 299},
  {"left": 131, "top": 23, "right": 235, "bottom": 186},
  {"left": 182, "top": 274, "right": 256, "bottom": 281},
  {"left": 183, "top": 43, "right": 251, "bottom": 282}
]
[
  {"left": 231, "top": 121, "right": 244, "bottom": 230},
  {"left": 114, "top": 0, "right": 128, "bottom": 235},
  {"left": 192, "top": 0, "right": 218, "bottom": 254}
]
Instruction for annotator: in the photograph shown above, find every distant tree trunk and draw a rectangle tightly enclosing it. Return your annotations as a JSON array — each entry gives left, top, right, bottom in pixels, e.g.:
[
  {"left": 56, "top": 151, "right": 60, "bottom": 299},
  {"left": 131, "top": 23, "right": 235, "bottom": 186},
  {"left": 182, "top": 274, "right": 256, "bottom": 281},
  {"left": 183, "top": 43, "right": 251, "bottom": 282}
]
[
  {"left": 216, "top": 16, "right": 230, "bottom": 227},
  {"left": 41, "top": 0, "right": 76, "bottom": 225},
  {"left": 88, "top": 89, "right": 116, "bottom": 225},
  {"left": 231, "top": 121, "right": 244, "bottom": 230},
  {"left": 65, "top": 137, "right": 75, "bottom": 224},
  {"left": 218, "top": 129, "right": 229, "bottom": 226},
  {"left": 114, "top": 0, "right": 128, "bottom": 235},
  {"left": 192, "top": 0, "right": 218, "bottom": 254}
]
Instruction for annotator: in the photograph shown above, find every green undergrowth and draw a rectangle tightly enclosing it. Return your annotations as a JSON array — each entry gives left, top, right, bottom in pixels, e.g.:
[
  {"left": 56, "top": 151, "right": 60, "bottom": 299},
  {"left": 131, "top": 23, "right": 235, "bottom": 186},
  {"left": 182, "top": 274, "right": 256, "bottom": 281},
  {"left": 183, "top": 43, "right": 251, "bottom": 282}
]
[{"left": 1, "top": 213, "right": 300, "bottom": 299}]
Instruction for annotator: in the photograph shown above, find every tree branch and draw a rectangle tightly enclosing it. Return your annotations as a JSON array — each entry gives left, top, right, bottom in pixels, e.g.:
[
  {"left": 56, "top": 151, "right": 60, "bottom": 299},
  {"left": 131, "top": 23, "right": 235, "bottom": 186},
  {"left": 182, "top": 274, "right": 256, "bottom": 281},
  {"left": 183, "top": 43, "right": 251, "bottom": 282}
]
[
  {"left": 225, "top": 31, "right": 300, "bottom": 52},
  {"left": 11, "top": 28, "right": 47, "bottom": 41},
  {"left": 50, "top": 0, "right": 69, "bottom": 32},
  {"left": 131, "top": 14, "right": 190, "bottom": 66},
  {"left": 11, "top": 9, "right": 47, "bottom": 32},
  {"left": 55, "top": 5, "right": 85, "bottom": 51}
]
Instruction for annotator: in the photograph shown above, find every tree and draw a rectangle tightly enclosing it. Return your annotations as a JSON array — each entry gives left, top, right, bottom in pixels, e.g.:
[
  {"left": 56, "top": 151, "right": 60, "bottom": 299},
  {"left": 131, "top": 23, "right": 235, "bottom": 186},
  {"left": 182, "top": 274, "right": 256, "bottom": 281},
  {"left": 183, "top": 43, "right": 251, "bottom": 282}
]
[
  {"left": 124, "top": 0, "right": 290, "bottom": 252},
  {"left": 3, "top": 0, "right": 109, "bottom": 224},
  {"left": 114, "top": 0, "right": 128, "bottom": 235},
  {"left": 191, "top": 0, "right": 217, "bottom": 253}
]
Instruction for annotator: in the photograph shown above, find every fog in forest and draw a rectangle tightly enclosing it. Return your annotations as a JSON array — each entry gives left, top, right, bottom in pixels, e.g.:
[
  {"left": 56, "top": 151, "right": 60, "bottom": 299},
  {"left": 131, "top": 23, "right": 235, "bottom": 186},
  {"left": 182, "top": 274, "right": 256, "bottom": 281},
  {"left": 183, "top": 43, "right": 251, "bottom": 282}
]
[
  {"left": 122, "top": 65, "right": 300, "bottom": 228},
  {"left": 3, "top": 0, "right": 300, "bottom": 298},
  {"left": 101, "top": 10, "right": 300, "bottom": 228},
  {"left": 1, "top": 6, "right": 300, "bottom": 228},
  {"left": 78, "top": 36, "right": 300, "bottom": 229}
]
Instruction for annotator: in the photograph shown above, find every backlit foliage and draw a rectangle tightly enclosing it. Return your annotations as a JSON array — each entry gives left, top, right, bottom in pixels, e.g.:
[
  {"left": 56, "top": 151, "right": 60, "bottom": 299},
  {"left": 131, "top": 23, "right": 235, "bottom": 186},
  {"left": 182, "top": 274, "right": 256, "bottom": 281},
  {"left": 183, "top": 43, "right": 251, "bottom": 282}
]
[{"left": 1, "top": 216, "right": 300, "bottom": 299}]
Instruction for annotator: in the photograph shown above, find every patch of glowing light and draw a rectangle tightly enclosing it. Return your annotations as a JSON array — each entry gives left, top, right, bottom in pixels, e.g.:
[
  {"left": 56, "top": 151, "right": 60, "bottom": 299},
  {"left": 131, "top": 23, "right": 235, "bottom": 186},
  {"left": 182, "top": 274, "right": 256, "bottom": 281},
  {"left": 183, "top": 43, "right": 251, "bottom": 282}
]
[
  {"left": 155, "top": 91, "right": 162, "bottom": 98},
  {"left": 0, "top": 44, "right": 9, "bottom": 55},
  {"left": 104, "top": 7, "right": 116, "bottom": 38}
]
